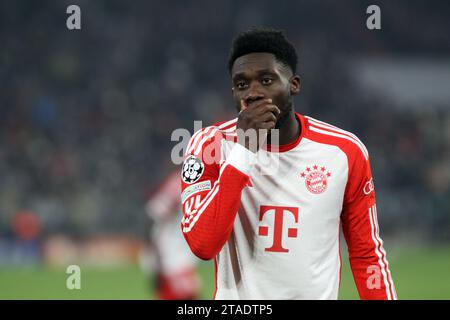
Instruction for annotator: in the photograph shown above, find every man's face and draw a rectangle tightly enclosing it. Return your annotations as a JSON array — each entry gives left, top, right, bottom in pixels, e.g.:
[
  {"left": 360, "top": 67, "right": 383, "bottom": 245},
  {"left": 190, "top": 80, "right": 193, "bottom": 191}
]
[{"left": 231, "top": 52, "right": 300, "bottom": 127}]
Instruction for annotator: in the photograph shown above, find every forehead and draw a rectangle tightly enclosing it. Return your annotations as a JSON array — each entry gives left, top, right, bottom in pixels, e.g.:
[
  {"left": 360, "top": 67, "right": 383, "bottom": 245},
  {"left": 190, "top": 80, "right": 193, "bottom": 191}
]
[{"left": 231, "top": 52, "right": 284, "bottom": 76}]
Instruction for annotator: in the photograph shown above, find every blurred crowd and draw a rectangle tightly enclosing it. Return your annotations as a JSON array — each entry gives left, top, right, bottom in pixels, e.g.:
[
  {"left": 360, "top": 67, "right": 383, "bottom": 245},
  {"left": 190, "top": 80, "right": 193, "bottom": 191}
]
[{"left": 0, "top": 0, "right": 449, "bottom": 241}]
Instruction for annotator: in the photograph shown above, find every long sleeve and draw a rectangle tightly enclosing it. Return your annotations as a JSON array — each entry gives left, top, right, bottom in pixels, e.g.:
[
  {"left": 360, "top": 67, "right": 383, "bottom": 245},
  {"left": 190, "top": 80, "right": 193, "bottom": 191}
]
[
  {"left": 341, "top": 145, "right": 397, "bottom": 300},
  {"left": 181, "top": 129, "right": 256, "bottom": 260}
]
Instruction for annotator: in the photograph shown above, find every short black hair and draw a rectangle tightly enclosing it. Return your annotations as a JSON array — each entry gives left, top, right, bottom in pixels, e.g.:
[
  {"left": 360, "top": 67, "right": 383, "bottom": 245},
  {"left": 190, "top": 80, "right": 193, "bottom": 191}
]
[{"left": 228, "top": 28, "right": 298, "bottom": 74}]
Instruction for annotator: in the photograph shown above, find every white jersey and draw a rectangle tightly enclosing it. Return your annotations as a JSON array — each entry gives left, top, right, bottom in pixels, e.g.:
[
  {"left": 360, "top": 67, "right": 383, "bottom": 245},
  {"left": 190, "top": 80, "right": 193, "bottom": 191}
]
[{"left": 180, "top": 113, "right": 396, "bottom": 300}]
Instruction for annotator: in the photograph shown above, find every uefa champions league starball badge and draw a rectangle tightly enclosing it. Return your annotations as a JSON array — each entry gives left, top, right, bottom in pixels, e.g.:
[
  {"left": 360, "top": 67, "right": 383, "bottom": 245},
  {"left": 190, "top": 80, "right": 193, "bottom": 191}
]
[
  {"left": 300, "top": 165, "right": 331, "bottom": 194},
  {"left": 182, "top": 155, "right": 205, "bottom": 184}
]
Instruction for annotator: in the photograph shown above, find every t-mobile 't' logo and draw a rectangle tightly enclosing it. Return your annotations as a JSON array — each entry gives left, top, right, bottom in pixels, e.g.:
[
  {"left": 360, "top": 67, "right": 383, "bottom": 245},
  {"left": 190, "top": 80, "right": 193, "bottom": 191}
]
[{"left": 258, "top": 205, "right": 299, "bottom": 253}]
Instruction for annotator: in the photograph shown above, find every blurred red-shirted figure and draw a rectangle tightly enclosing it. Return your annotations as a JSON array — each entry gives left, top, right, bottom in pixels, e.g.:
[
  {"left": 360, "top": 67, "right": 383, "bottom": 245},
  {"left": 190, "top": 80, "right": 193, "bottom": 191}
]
[{"left": 146, "top": 170, "right": 201, "bottom": 300}]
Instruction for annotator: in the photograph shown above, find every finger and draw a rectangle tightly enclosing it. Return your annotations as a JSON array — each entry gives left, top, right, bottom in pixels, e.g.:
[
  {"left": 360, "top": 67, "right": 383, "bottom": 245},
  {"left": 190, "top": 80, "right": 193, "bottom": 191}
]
[
  {"left": 254, "top": 104, "right": 280, "bottom": 118},
  {"left": 247, "top": 98, "right": 272, "bottom": 110},
  {"left": 265, "top": 104, "right": 281, "bottom": 117},
  {"left": 258, "top": 111, "right": 277, "bottom": 123},
  {"left": 240, "top": 99, "right": 247, "bottom": 112}
]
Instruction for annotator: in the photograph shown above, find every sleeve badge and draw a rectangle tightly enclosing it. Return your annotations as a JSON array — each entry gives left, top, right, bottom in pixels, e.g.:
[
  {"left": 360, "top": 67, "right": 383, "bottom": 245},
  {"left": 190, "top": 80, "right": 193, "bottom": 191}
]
[{"left": 182, "top": 155, "right": 204, "bottom": 184}]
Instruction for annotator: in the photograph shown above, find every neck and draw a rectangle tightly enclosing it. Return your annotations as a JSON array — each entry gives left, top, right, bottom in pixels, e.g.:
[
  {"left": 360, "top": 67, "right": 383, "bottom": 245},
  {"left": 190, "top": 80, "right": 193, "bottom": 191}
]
[{"left": 268, "top": 110, "right": 300, "bottom": 146}]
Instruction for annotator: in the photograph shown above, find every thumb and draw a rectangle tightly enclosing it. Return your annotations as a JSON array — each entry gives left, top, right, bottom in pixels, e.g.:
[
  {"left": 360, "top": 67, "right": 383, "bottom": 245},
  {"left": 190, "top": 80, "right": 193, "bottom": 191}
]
[{"left": 239, "top": 99, "right": 247, "bottom": 113}]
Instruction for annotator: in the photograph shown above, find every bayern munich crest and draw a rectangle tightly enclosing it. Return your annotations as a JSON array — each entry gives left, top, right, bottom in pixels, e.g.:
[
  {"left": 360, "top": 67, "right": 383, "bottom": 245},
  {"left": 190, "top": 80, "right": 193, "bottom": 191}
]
[
  {"left": 300, "top": 165, "right": 331, "bottom": 194},
  {"left": 182, "top": 155, "right": 204, "bottom": 184}
]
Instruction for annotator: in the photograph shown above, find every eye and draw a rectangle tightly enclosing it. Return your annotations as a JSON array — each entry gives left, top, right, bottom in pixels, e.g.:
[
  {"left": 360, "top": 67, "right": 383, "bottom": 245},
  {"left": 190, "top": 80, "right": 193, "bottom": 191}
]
[
  {"left": 261, "top": 77, "right": 273, "bottom": 85},
  {"left": 235, "top": 81, "right": 248, "bottom": 90}
]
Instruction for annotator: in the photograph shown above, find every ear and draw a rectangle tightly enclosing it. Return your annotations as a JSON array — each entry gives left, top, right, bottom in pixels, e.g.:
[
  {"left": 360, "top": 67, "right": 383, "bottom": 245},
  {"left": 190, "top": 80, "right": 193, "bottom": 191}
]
[{"left": 290, "top": 75, "right": 301, "bottom": 95}]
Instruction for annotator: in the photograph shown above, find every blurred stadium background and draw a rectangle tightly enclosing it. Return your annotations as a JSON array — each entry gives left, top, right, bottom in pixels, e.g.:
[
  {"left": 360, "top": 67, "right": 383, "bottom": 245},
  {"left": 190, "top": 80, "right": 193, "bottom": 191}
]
[{"left": 1, "top": 0, "right": 449, "bottom": 299}]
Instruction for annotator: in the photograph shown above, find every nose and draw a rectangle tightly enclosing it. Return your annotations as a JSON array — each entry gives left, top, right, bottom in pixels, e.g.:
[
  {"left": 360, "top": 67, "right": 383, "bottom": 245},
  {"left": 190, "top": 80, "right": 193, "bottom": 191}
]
[{"left": 244, "top": 82, "right": 265, "bottom": 105}]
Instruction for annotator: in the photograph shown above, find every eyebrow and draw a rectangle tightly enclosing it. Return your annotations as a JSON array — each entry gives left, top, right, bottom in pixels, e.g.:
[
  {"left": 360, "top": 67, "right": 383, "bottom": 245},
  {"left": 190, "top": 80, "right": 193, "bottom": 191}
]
[{"left": 232, "top": 69, "right": 278, "bottom": 81}]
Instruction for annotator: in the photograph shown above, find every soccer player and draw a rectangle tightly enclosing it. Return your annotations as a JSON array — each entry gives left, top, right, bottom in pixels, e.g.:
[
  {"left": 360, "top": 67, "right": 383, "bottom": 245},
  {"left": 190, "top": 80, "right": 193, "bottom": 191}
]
[
  {"left": 180, "top": 28, "right": 396, "bottom": 300},
  {"left": 146, "top": 170, "right": 201, "bottom": 299}
]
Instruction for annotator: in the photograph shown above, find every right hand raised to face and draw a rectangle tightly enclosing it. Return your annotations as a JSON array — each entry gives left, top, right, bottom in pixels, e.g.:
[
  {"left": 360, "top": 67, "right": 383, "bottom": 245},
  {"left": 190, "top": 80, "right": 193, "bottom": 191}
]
[{"left": 236, "top": 98, "right": 281, "bottom": 152}]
